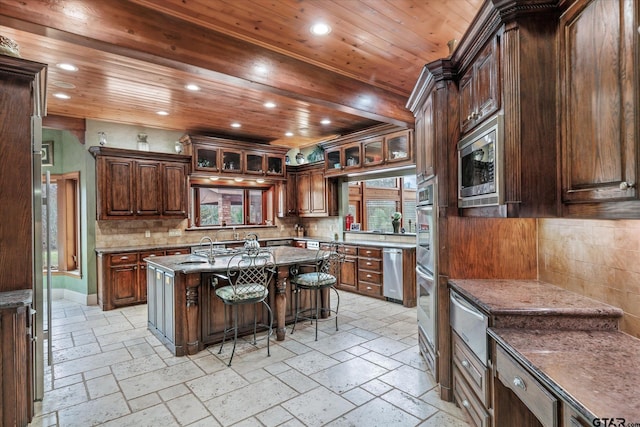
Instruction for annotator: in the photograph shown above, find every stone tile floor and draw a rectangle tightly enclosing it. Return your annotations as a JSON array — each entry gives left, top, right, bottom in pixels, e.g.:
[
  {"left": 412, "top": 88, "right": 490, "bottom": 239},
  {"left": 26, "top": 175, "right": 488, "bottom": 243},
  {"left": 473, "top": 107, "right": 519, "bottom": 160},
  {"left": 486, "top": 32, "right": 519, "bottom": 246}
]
[{"left": 30, "top": 291, "right": 470, "bottom": 426}]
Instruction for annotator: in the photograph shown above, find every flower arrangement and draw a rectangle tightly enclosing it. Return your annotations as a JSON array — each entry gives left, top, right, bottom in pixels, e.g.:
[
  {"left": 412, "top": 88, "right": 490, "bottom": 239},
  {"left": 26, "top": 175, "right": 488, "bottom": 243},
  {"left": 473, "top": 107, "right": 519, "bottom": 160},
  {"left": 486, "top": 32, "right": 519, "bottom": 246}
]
[{"left": 391, "top": 212, "right": 402, "bottom": 221}]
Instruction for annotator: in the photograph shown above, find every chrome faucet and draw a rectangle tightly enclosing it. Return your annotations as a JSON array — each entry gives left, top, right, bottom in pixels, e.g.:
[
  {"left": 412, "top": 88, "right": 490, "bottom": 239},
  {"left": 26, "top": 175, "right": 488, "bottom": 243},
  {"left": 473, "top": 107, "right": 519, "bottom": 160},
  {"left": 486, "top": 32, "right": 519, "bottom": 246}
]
[{"left": 199, "top": 236, "right": 215, "bottom": 262}]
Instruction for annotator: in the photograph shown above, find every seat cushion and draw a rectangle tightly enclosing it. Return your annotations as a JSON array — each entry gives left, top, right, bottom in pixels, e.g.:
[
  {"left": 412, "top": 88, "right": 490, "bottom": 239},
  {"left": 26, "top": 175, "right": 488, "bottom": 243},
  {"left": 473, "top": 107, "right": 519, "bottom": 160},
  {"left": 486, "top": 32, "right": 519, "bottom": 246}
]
[
  {"left": 291, "top": 272, "right": 337, "bottom": 288},
  {"left": 216, "top": 284, "right": 268, "bottom": 303}
]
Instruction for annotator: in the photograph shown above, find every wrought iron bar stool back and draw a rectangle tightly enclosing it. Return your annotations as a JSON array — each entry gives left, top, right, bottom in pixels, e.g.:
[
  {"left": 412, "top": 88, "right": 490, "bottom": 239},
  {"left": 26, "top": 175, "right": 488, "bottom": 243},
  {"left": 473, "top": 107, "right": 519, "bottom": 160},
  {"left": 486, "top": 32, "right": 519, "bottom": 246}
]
[
  {"left": 213, "top": 248, "right": 275, "bottom": 366},
  {"left": 290, "top": 242, "right": 345, "bottom": 340}
]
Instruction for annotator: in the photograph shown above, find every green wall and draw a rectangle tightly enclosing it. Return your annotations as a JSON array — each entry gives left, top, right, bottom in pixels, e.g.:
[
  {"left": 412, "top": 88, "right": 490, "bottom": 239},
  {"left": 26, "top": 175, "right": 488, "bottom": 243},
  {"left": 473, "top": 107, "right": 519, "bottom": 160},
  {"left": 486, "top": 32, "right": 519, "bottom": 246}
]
[{"left": 42, "top": 129, "right": 97, "bottom": 297}]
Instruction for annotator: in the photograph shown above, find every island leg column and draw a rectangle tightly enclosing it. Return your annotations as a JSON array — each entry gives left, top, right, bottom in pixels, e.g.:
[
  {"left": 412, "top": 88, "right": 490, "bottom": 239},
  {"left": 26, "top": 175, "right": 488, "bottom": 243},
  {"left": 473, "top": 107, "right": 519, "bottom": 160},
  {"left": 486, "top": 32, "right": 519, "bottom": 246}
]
[{"left": 275, "top": 266, "right": 289, "bottom": 340}]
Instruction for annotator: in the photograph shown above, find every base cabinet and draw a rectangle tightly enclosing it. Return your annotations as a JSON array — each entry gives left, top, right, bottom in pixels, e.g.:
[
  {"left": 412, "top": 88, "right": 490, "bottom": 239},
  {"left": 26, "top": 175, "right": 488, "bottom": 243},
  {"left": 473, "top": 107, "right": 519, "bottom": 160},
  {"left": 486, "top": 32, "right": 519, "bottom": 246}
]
[
  {"left": 0, "top": 297, "right": 33, "bottom": 427},
  {"left": 97, "top": 247, "right": 190, "bottom": 310}
]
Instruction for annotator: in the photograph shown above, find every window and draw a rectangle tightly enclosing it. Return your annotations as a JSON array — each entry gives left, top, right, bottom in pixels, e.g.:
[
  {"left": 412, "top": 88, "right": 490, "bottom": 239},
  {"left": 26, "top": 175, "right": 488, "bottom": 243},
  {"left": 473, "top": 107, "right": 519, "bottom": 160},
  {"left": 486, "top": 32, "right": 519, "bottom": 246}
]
[
  {"left": 42, "top": 172, "right": 80, "bottom": 273},
  {"left": 351, "top": 173, "right": 416, "bottom": 233},
  {"left": 194, "top": 185, "right": 270, "bottom": 227}
]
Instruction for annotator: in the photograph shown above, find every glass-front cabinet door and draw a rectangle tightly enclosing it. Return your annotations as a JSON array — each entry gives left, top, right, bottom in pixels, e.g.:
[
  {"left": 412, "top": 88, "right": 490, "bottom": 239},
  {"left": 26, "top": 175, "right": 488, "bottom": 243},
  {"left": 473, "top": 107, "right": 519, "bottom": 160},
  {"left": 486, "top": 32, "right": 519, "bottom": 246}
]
[
  {"left": 325, "top": 147, "right": 342, "bottom": 172},
  {"left": 343, "top": 143, "right": 361, "bottom": 171},
  {"left": 194, "top": 145, "right": 219, "bottom": 172},
  {"left": 363, "top": 136, "right": 384, "bottom": 167},
  {"left": 245, "top": 152, "right": 265, "bottom": 175},
  {"left": 221, "top": 149, "right": 242, "bottom": 173},
  {"left": 385, "top": 130, "right": 411, "bottom": 164},
  {"left": 266, "top": 154, "right": 285, "bottom": 177}
]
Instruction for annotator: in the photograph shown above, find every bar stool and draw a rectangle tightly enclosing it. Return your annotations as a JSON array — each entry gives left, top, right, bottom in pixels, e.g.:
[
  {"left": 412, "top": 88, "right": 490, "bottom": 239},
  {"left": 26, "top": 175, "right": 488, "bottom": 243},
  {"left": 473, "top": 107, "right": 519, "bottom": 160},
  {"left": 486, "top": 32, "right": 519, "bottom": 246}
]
[
  {"left": 213, "top": 248, "right": 275, "bottom": 366},
  {"left": 290, "top": 242, "right": 345, "bottom": 341}
]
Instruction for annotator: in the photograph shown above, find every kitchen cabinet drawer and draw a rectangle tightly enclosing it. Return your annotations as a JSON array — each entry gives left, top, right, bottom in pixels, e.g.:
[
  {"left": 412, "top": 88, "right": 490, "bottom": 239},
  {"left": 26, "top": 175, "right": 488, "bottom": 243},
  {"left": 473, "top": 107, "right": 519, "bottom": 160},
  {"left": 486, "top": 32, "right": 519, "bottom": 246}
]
[
  {"left": 140, "top": 250, "right": 165, "bottom": 260},
  {"left": 358, "top": 257, "right": 382, "bottom": 271},
  {"left": 562, "top": 401, "right": 591, "bottom": 427},
  {"left": 453, "top": 366, "right": 490, "bottom": 427},
  {"left": 109, "top": 252, "right": 138, "bottom": 266},
  {"left": 343, "top": 245, "right": 358, "bottom": 256},
  {"left": 166, "top": 247, "right": 190, "bottom": 256},
  {"left": 358, "top": 281, "right": 382, "bottom": 297},
  {"left": 496, "top": 345, "right": 558, "bottom": 427},
  {"left": 358, "top": 247, "right": 382, "bottom": 259},
  {"left": 452, "top": 331, "right": 489, "bottom": 406},
  {"left": 358, "top": 269, "right": 381, "bottom": 285}
]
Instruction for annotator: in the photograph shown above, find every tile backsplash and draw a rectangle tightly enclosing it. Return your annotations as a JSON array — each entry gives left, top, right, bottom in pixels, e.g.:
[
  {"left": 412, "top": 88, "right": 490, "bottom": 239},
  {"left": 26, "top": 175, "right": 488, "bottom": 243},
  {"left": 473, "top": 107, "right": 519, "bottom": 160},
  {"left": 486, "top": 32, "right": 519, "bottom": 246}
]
[{"left": 538, "top": 218, "right": 640, "bottom": 338}]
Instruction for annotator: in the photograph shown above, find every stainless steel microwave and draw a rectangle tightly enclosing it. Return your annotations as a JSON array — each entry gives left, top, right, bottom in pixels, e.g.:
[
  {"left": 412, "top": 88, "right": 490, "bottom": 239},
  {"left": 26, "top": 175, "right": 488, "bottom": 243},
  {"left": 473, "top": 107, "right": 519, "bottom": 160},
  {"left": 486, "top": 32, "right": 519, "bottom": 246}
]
[{"left": 457, "top": 115, "right": 504, "bottom": 208}]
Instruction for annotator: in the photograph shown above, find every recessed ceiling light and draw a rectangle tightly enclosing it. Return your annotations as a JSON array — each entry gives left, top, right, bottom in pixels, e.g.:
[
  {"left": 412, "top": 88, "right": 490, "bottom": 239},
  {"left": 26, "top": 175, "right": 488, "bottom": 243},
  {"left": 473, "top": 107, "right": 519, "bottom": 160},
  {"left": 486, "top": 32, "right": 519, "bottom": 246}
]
[
  {"left": 231, "top": 122, "right": 241, "bottom": 128},
  {"left": 310, "top": 22, "right": 331, "bottom": 36},
  {"left": 52, "top": 81, "right": 76, "bottom": 89},
  {"left": 320, "top": 118, "right": 331, "bottom": 125},
  {"left": 185, "top": 83, "right": 200, "bottom": 91},
  {"left": 264, "top": 101, "right": 276, "bottom": 108},
  {"left": 156, "top": 111, "right": 169, "bottom": 116},
  {"left": 285, "top": 132, "right": 294, "bottom": 137},
  {"left": 56, "top": 63, "right": 78, "bottom": 72},
  {"left": 53, "top": 93, "right": 71, "bottom": 99}
]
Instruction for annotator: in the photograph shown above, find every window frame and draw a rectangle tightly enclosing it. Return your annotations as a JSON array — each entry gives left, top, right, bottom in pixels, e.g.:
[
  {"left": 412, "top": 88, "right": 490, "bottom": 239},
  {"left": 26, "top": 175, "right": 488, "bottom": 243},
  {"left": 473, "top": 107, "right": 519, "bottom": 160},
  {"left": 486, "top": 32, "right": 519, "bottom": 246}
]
[
  {"left": 43, "top": 172, "right": 80, "bottom": 274},
  {"left": 191, "top": 183, "right": 273, "bottom": 228}
]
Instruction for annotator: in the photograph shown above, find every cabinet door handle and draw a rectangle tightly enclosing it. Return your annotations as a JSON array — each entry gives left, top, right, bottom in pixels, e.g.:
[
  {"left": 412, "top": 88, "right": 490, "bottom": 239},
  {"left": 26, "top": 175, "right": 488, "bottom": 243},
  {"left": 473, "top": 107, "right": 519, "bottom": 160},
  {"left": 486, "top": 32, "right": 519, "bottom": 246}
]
[
  {"left": 366, "top": 262, "right": 372, "bottom": 266},
  {"left": 120, "top": 256, "right": 129, "bottom": 260},
  {"left": 619, "top": 181, "right": 636, "bottom": 190},
  {"left": 366, "top": 286, "right": 372, "bottom": 290},
  {"left": 513, "top": 376, "right": 527, "bottom": 391},
  {"left": 366, "top": 274, "right": 372, "bottom": 278}
]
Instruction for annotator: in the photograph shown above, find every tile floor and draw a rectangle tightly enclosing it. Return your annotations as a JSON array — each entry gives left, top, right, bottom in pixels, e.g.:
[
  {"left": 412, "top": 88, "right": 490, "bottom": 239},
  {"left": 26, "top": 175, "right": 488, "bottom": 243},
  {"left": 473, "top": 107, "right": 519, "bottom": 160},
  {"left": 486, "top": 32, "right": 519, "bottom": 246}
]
[{"left": 30, "top": 290, "right": 470, "bottom": 426}]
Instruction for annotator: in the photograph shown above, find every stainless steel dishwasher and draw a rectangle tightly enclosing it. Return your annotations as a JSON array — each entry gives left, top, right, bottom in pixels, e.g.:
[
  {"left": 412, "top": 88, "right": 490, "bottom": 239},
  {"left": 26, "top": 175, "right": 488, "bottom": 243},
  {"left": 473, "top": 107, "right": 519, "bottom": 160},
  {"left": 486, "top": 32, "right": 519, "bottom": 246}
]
[{"left": 383, "top": 248, "right": 403, "bottom": 302}]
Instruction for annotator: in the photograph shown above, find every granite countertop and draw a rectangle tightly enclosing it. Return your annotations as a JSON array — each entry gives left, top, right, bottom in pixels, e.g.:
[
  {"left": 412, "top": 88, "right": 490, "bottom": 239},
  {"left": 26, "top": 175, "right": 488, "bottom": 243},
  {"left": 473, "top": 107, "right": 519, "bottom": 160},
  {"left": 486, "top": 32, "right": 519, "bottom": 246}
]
[
  {"left": 95, "top": 237, "right": 296, "bottom": 254},
  {"left": 145, "top": 246, "right": 320, "bottom": 274},
  {"left": 0, "top": 289, "right": 32, "bottom": 309},
  {"left": 489, "top": 328, "right": 640, "bottom": 421},
  {"left": 449, "top": 279, "right": 623, "bottom": 319}
]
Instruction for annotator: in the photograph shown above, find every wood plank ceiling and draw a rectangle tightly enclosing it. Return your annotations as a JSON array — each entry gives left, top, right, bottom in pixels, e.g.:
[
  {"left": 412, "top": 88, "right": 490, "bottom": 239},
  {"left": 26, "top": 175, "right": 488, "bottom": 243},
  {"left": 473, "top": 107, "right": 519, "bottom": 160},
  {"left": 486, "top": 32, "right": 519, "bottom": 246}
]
[{"left": 0, "top": 0, "right": 482, "bottom": 147}]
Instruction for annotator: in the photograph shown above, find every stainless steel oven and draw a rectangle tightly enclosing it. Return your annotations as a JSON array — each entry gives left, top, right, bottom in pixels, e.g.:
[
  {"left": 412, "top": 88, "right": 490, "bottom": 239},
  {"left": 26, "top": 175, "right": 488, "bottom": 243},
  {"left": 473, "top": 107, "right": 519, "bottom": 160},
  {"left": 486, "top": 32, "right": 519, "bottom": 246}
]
[{"left": 416, "top": 178, "right": 437, "bottom": 376}]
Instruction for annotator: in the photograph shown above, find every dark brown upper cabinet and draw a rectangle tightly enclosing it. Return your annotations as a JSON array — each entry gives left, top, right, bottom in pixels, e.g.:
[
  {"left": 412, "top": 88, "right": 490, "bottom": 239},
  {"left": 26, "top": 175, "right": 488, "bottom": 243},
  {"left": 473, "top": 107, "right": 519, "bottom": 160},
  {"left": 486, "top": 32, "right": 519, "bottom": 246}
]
[
  {"left": 459, "top": 36, "right": 500, "bottom": 135},
  {"left": 180, "top": 134, "right": 287, "bottom": 179},
  {"left": 90, "top": 147, "right": 190, "bottom": 220},
  {"left": 560, "top": 0, "right": 639, "bottom": 218},
  {"left": 321, "top": 125, "right": 414, "bottom": 177}
]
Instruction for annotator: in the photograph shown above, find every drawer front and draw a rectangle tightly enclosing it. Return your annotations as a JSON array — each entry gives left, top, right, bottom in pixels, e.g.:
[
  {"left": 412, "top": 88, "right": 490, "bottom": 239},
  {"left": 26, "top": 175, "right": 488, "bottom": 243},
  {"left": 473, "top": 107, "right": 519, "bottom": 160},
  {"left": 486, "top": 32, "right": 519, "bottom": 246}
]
[
  {"left": 358, "top": 281, "right": 383, "bottom": 297},
  {"left": 358, "top": 269, "right": 382, "bottom": 285},
  {"left": 109, "top": 252, "right": 138, "bottom": 266},
  {"left": 562, "top": 401, "right": 591, "bottom": 427},
  {"left": 452, "top": 331, "right": 489, "bottom": 406},
  {"left": 139, "top": 250, "right": 165, "bottom": 261},
  {"left": 453, "top": 367, "right": 490, "bottom": 427},
  {"left": 496, "top": 345, "right": 558, "bottom": 427},
  {"left": 358, "top": 258, "right": 382, "bottom": 271},
  {"left": 166, "top": 247, "right": 190, "bottom": 256},
  {"left": 358, "top": 247, "right": 382, "bottom": 259},
  {"left": 343, "top": 245, "right": 358, "bottom": 256}
]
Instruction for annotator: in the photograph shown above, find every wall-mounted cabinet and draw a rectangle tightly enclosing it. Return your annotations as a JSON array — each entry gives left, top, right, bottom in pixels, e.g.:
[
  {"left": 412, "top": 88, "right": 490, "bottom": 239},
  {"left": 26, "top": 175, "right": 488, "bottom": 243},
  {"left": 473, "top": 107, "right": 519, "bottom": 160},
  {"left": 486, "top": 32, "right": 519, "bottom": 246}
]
[
  {"left": 180, "top": 134, "right": 288, "bottom": 179},
  {"left": 288, "top": 163, "right": 338, "bottom": 217},
  {"left": 325, "top": 142, "right": 361, "bottom": 176},
  {"left": 559, "top": 0, "right": 639, "bottom": 218},
  {"left": 90, "top": 147, "right": 191, "bottom": 220},
  {"left": 459, "top": 36, "right": 500, "bottom": 135},
  {"left": 320, "top": 125, "right": 414, "bottom": 177}
]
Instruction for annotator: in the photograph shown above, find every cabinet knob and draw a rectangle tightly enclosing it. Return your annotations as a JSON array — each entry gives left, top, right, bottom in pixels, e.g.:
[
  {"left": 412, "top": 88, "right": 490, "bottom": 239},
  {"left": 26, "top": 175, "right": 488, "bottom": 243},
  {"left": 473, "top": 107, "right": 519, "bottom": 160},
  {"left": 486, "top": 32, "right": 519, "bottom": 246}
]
[
  {"left": 619, "top": 181, "right": 636, "bottom": 190},
  {"left": 366, "top": 274, "right": 372, "bottom": 278},
  {"left": 366, "top": 286, "right": 372, "bottom": 290},
  {"left": 461, "top": 359, "right": 470, "bottom": 369},
  {"left": 461, "top": 399, "right": 470, "bottom": 408},
  {"left": 467, "top": 114, "right": 473, "bottom": 121},
  {"left": 513, "top": 376, "right": 527, "bottom": 390}
]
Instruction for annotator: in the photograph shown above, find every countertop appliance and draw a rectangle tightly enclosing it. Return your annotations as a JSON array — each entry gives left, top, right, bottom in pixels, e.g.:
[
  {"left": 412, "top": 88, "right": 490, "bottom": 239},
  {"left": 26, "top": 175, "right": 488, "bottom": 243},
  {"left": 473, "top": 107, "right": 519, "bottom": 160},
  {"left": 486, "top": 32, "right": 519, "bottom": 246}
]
[
  {"left": 382, "top": 248, "right": 403, "bottom": 302},
  {"left": 416, "top": 178, "right": 437, "bottom": 376}
]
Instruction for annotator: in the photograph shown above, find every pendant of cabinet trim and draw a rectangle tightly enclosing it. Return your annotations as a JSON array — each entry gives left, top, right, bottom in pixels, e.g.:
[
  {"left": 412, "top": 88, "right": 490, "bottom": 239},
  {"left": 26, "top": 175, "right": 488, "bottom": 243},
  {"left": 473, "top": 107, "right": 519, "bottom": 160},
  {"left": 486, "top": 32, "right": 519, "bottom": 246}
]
[{"left": 90, "top": 147, "right": 191, "bottom": 220}]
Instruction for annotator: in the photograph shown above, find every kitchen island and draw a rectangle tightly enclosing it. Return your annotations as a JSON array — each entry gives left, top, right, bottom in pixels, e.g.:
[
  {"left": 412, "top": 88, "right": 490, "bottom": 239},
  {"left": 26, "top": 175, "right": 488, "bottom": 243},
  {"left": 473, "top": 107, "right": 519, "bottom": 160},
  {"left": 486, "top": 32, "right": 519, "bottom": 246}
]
[{"left": 145, "top": 246, "right": 323, "bottom": 356}]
